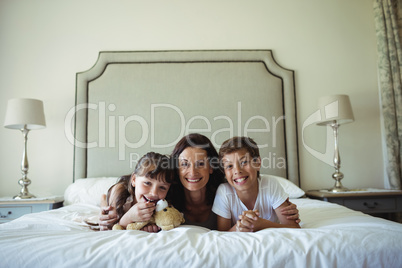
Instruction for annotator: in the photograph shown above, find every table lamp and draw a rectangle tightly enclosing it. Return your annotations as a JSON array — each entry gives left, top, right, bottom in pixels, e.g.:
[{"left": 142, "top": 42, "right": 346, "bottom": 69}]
[
  {"left": 4, "top": 98, "right": 46, "bottom": 199},
  {"left": 317, "top": 94, "right": 354, "bottom": 192}
]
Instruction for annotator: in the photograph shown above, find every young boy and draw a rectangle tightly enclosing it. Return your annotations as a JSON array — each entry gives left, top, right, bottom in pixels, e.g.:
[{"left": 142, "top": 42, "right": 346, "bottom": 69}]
[{"left": 212, "top": 136, "right": 300, "bottom": 232}]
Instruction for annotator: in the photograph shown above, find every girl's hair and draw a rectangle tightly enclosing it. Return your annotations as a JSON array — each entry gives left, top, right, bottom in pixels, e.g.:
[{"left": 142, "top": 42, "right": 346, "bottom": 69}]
[
  {"left": 170, "top": 133, "right": 225, "bottom": 212},
  {"left": 106, "top": 152, "right": 174, "bottom": 221},
  {"left": 127, "top": 152, "right": 175, "bottom": 197},
  {"left": 106, "top": 175, "right": 131, "bottom": 222}
]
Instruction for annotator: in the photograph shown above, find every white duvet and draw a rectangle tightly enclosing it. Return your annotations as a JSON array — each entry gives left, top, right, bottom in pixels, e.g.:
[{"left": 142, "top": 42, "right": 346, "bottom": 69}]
[{"left": 1, "top": 198, "right": 402, "bottom": 268}]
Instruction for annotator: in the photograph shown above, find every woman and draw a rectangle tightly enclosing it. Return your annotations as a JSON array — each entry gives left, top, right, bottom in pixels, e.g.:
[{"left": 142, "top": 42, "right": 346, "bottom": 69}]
[
  {"left": 169, "top": 133, "right": 300, "bottom": 230},
  {"left": 169, "top": 133, "right": 225, "bottom": 229}
]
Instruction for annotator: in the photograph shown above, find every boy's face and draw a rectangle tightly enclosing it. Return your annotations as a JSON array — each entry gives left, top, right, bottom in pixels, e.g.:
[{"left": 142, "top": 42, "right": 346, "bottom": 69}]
[
  {"left": 131, "top": 175, "right": 170, "bottom": 204},
  {"left": 221, "top": 148, "right": 261, "bottom": 191}
]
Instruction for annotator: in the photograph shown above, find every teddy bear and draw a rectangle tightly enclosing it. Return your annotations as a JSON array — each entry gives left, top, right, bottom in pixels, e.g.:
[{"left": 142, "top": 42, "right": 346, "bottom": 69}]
[{"left": 112, "top": 199, "right": 185, "bottom": 231}]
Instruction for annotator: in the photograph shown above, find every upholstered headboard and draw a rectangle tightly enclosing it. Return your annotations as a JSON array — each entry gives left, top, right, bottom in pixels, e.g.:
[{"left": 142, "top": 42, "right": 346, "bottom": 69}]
[{"left": 73, "top": 50, "right": 299, "bottom": 186}]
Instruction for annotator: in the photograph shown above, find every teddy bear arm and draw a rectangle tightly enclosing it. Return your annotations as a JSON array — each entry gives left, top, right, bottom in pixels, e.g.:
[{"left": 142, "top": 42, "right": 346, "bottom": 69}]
[
  {"left": 126, "top": 221, "right": 148, "bottom": 230},
  {"left": 126, "top": 216, "right": 155, "bottom": 230},
  {"left": 112, "top": 224, "right": 125, "bottom": 230}
]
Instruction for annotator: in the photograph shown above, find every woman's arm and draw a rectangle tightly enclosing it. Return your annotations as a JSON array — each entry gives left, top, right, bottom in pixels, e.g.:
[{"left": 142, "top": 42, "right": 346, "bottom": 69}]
[
  {"left": 280, "top": 198, "right": 301, "bottom": 223},
  {"left": 99, "top": 194, "right": 119, "bottom": 231}
]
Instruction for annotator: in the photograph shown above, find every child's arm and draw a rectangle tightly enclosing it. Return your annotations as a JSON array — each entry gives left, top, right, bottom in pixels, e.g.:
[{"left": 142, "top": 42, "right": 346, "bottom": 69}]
[
  {"left": 119, "top": 201, "right": 156, "bottom": 228},
  {"left": 217, "top": 211, "right": 259, "bottom": 232},
  {"left": 217, "top": 215, "right": 234, "bottom": 231},
  {"left": 250, "top": 200, "right": 300, "bottom": 231}
]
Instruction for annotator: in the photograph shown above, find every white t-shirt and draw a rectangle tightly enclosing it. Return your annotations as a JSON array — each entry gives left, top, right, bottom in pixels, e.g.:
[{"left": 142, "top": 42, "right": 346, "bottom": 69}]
[{"left": 212, "top": 175, "right": 288, "bottom": 225}]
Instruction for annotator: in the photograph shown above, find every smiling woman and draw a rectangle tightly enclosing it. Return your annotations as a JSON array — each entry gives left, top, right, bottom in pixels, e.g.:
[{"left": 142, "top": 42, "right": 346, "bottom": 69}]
[
  {"left": 178, "top": 147, "right": 212, "bottom": 191},
  {"left": 170, "top": 133, "right": 225, "bottom": 230}
]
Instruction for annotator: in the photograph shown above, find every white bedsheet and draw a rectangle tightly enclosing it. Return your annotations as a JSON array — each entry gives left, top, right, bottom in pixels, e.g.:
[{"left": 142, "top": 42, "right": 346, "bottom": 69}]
[{"left": 1, "top": 198, "right": 401, "bottom": 268}]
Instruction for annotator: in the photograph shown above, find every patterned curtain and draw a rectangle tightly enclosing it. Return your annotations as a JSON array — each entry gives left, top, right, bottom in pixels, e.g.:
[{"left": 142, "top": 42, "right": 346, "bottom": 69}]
[{"left": 373, "top": 0, "right": 402, "bottom": 189}]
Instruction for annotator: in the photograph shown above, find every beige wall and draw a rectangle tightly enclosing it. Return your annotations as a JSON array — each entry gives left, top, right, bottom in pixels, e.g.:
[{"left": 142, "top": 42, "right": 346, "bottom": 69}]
[{"left": 0, "top": 0, "right": 382, "bottom": 197}]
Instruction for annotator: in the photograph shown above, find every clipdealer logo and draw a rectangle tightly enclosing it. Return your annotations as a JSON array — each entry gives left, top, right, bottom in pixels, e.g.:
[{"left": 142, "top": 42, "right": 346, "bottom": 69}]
[{"left": 64, "top": 101, "right": 339, "bottom": 168}]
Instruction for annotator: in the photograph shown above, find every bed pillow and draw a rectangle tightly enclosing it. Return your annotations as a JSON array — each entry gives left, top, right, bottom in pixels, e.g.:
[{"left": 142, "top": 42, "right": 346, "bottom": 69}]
[
  {"left": 260, "top": 174, "right": 305, "bottom": 198},
  {"left": 64, "top": 177, "right": 119, "bottom": 206},
  {"left": 63, "top": 174, "right": 304, "bottom": 206}
]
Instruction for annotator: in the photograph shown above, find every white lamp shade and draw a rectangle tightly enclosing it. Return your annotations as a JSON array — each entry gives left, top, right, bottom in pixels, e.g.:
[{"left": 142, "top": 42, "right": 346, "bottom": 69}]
[
  {"left": 4, "top": 98, "right": 46, "bottom": 130},
  {"left": 317, "top": 94, "right": 354, "bottom": 126}
]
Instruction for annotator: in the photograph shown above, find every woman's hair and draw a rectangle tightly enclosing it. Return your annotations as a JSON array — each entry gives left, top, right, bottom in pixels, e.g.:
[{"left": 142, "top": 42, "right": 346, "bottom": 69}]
[
  {"left": 106, "top": 152, "right": 174, "bottom": 221},
  {"left": 170, "top": 133, "right": 225, "bottom": 212}
]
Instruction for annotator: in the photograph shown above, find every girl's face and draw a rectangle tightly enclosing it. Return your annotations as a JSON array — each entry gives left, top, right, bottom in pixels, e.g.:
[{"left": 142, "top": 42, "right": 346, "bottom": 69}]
[
  {"left": 221, "top": 148, "right": 261, "bottom": 192},
  {"left": 131, "top": 175, "right": 170, "bottom": 204},
  {"left": 178, "top": 147, "right": 212, "bottom": 192}
]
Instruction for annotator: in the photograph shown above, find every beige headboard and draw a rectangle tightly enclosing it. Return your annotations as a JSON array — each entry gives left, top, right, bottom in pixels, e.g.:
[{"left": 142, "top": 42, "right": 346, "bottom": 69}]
[{"left": 74, "top": 50, "right": 299, "bottom": 186}]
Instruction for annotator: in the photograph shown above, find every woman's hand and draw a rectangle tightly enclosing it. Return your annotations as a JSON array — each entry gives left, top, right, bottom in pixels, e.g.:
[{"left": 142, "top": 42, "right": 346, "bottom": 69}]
[
  {"left": 99, "top": 205, "right": 119, "bottom": 231},
  {"left": 99, "top": 194, "right": 118, "bottom": 231},
  {"left": 280, "top": 198, "right": 301, "bottom": 223}
]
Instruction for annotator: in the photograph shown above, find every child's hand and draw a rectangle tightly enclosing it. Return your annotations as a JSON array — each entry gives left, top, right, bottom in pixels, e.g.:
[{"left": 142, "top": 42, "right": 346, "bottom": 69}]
[
  {"left": 141, "top": 224, "right": 161, "bottom": 233},
  {"left": 236, "top": 210, "right": 260, "bottom": 232},
  {"left": 128, "top": 201, "right": 156, "bottom": 222}
]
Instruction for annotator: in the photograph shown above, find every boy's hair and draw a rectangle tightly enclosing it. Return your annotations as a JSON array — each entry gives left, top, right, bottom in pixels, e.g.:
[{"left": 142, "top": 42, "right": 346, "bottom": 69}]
[
  {"left": 107, "top": 152, "right": 174, "bottom": 222},
  {"left": 219, "top": 136, "right": 260, "bottom": 159},
  {"left": 219, "top": 136, "right": 261, "bottom": 177}
]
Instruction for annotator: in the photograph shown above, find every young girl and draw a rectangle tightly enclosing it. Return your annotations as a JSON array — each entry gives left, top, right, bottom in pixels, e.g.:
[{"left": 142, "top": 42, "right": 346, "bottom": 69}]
[{"left": 101, "top": 152, "right": 174, "bottom": 232}]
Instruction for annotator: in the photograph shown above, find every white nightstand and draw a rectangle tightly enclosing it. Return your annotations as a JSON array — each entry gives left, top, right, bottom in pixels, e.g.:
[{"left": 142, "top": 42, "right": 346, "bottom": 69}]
[
  {"left": 306, "top": 189, "right": 402, "bottom": 223},
  {"left": 0, "top": 196, "right": 64, "bottom": 223}
]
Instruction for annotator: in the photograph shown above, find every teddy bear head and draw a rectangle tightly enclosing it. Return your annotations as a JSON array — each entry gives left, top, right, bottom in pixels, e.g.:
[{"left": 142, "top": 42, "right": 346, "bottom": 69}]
[
  {"left": 116, "top": 199, "right": 185, "bottom": 231},
  {"left": 154, "top": 204, "right": 185, "bottom": 231}
]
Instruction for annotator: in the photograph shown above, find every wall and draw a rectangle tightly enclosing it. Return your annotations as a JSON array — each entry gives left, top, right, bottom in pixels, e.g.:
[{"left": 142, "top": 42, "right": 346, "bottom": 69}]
[{"left": 0, "top": 0, "right": 381, "bottom": 197}]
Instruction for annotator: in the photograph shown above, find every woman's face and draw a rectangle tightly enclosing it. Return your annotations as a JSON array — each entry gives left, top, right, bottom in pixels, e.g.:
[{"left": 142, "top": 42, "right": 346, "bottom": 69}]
[{"left": 178, "top": 147, "right": 212, "bottom": 192}]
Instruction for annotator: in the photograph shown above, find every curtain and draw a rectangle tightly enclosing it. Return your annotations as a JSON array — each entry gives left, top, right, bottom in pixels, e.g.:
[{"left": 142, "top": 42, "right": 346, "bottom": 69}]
[{"left": 373, "top": 0, "right": 402, "bottom": 189}]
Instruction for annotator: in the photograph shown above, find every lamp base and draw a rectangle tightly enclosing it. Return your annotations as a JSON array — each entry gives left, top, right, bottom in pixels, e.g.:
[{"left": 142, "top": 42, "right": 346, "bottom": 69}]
[
  {"left": 328, "top": 186, "right": 348, "bottom": 193},
  {"left": 329, "top": 171, "right": 348, "bottom": 192},
  {"left": 13, "top": 193, "right": 36, "bottom": 199},
  {"left": 13, "top": 177, "right": 36, "bottom": 199}
]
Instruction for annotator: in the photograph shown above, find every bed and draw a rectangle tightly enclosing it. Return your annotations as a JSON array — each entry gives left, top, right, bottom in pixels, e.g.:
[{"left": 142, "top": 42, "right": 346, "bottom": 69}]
[{"left": 1, "top": 50, "right": 402, "bottom": 268}]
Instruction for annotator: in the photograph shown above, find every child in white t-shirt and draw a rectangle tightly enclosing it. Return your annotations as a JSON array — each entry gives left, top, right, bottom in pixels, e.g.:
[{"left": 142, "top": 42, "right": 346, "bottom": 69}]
[{"left": 212, "top": 136, "right": 301, "bottom": 232}]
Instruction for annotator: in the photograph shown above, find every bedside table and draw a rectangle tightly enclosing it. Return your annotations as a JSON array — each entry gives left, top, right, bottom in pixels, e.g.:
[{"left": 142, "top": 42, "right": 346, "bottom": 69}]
[
  {"left": 0, "top": 196, "right": 64, "bottom": 223},
  {"left": 306, "top": 189, "right": 402, "bottom": 222}
]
